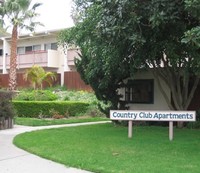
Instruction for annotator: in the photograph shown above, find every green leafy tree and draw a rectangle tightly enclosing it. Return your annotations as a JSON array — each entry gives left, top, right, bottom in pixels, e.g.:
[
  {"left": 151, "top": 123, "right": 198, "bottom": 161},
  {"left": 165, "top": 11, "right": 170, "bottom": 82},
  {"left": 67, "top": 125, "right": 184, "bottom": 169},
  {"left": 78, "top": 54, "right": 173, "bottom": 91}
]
[
  {"left": 96, "top": 0, "right": 200, "bottom": 111},
  {"left": 0, "top": 0, "right": 42, "bottom": 91},
  {"left": 182, "top": 0, "right": 200, "bottom": 47},
  {"left": 59, "top": 0, "right": 200, "bottom": 124},
  {"left": 24, "top": 65, "right": 57, "bottom": 90},
  {"left": 59, "top": 2, "right": 129, "bottom": 116}
]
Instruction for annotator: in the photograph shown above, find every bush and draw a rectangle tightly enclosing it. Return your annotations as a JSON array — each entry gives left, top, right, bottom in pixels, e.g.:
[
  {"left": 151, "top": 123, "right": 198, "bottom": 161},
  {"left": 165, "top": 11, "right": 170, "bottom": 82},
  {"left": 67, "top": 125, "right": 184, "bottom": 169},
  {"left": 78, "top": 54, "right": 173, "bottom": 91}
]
[
  {"left": 13, "top": 101, "right": 90, "bottom": 118},
  {"left": 64, "top": 95, "right": 70, "bottom": 101},
  {"left": 57, "top": 90, "right": 98, "bottom": 103},
  {"left": 14, "top": 90, "right": 58, "bottom": 101},
  {"left": 187, "top": 110, "right": 200, "bottom": 129},
  {"left": 46, "top": 85, "right": 67, "bottom": 92},
  {"left": 187, "top": 121, "right": 200, "bottom": 129},
  {"left": 84, "top": 104, "right": 105, "bottom": 117},
  {"left": 49, "top": 109, "right": 66, "bottom": 119},
  {"left": 0, "top": 91, "right": 15, "bottom": 129},
  {"left": 52, "top": 114, "right": 65, "bottom": 119},
  {"left": 0, "top": 91, "right": 14, "bottom": 119}
]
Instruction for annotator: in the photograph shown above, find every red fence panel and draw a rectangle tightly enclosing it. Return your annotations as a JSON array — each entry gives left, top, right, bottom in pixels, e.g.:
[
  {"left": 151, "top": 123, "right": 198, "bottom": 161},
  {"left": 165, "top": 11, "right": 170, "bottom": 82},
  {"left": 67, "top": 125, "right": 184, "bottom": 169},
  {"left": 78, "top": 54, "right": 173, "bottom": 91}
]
[
  {"left": 0, "top": 71, "right": 91, "bottom": 91},
  {"left": 0, "top": 73, "right": 60, "bottom": 89},
  {"left": 64, "top": 71, "right": 92, "bottom": 91}
]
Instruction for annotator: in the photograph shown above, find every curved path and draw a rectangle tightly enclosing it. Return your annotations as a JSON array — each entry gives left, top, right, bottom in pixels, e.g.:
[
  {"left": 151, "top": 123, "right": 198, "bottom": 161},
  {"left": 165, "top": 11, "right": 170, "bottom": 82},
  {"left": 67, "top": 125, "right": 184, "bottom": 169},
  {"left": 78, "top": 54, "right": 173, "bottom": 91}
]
[{"left": 0, "top": 121, "right": 110, "bottom": 173}]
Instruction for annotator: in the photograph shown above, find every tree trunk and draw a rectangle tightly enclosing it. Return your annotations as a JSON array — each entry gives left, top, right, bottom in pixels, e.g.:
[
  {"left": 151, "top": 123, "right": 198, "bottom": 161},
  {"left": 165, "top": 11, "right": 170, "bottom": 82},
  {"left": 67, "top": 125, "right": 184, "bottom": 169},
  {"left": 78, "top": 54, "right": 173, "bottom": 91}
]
[
  {"left": 8, "top": 25, "right": 18, "bottom": 91},
  {"left": 153, "top": 68, "right": 199, "bottom": 128},
  {"left": 177, "top": 122, "right": 184, "bottom": 128}
]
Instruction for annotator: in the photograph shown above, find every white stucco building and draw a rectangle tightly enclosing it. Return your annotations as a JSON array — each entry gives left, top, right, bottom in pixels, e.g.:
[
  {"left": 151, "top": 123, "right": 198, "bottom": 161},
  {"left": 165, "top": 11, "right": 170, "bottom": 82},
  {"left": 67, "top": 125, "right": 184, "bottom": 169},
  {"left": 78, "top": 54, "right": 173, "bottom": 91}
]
[{"left": 0, "top": 28, "right": 78, "bottom": 85}]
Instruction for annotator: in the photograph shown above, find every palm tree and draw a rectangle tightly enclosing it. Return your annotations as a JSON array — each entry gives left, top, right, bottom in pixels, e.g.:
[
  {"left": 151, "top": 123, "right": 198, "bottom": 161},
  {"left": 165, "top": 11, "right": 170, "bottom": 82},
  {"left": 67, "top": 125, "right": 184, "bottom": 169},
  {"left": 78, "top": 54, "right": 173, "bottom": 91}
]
[
  {"left": 24, "top": 65, "right": 57, "bottom": 90},
  {"left": 0, "top": 0, "right": 42, "bottom": 91}
]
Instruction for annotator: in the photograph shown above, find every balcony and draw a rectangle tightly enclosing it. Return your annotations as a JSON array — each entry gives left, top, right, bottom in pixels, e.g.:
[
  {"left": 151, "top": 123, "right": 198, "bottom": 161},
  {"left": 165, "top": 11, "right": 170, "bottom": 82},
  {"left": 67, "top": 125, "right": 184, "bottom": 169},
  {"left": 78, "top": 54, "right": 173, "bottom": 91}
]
[
  {"left": 67, "top": 49, "right": 80, "bottom": 66},
  {"left": 0, "top": 50, "right": 60, "bottom": 70}
]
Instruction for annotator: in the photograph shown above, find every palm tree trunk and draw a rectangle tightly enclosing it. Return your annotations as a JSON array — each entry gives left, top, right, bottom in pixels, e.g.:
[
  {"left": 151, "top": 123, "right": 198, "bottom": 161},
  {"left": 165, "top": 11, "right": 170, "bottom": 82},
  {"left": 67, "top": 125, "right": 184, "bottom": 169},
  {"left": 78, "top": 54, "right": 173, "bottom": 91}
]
[{"left": 9, "top": 25, "right": 18, "bottom": 91}]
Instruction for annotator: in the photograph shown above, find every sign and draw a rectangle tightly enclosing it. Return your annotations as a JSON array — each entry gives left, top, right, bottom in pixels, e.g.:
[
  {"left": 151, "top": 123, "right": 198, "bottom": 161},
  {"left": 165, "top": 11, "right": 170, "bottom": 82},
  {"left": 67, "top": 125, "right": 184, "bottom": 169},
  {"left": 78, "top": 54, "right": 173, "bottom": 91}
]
[
  {"left": 110, "top": 110, "right": 196, "bottom": 141},
  {"left": 110, "top": 110, "right": 196, "bottom": 122}
]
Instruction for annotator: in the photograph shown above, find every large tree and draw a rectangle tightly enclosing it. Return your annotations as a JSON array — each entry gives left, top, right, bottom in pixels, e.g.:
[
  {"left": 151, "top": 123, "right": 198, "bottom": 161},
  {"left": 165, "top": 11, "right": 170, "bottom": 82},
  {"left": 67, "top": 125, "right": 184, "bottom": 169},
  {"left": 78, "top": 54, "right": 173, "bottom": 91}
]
[
  {"left": 59, "top": 0, "right": 200, "bottom": 121},
  {"left": 0, "top": 0, "right": 42, "bottom": 91},
  {"left": 59, "top": 2, "right": 130, "bottom": 115},
  {"left": 96, "top": 0, "right": 200, "bottom": 112}
]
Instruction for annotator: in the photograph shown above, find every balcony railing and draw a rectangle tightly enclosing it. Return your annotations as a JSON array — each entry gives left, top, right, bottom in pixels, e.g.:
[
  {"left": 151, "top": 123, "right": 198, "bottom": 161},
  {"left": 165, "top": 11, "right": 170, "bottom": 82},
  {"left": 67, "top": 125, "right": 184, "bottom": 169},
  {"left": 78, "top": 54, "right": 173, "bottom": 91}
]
[
  {"left": 0, "top": 50, "right": 60, "bottom": 70},
  {"left": 67, "top": 49, "right": 80, "bottom": 66},
  {"left": 0, "top": 49, "right": 78, "bottom": 71}
]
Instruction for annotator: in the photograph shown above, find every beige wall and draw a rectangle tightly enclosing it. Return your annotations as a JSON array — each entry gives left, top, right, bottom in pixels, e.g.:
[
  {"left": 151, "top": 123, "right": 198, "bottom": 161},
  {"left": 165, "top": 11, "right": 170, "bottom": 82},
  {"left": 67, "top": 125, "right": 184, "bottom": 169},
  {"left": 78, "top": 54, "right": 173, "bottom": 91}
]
[
  {"left": 47, "top": 50, "right": 61, "bottom": 67},
  {"left": 119, "top": 69, "right": 171, "bottom": 110}
]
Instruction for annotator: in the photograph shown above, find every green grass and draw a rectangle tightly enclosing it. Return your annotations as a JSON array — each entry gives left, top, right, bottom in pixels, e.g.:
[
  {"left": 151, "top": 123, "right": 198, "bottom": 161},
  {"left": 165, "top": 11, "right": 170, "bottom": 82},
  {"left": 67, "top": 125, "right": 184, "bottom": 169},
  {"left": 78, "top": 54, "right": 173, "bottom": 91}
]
[
  {"left": 14, "top": 124, "right": 200, "bottom": 173},
  {"left": 14, "top": 117, "right": 109, "bottom": 126}
]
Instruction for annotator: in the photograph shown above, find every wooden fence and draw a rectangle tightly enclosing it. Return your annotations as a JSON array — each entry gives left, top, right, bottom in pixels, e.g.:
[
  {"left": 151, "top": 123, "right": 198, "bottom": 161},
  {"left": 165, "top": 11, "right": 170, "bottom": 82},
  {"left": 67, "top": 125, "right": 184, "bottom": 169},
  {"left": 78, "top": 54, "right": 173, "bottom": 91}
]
[
  {"left": 64, "top": 71, "right": 92, "bottom": 91},
  {"left": 0, "top": 72, "right": 92, "bottom": 91},
  {"left": 0, "top": 73, "right": 61, "bottom": 89}
]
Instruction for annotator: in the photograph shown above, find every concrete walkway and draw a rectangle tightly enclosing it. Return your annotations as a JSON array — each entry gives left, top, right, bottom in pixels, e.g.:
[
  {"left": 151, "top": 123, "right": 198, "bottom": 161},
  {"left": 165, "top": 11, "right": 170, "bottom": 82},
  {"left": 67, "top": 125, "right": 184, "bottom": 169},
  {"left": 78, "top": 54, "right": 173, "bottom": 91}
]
[{"left": 0, "top": 121, "right": 110, "bottom": 173}]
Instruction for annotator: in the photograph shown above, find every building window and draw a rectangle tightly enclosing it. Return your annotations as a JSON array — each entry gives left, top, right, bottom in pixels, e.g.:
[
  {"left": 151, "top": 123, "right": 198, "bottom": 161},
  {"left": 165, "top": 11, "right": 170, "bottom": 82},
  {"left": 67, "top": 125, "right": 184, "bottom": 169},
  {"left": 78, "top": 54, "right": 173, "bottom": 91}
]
[
  {"left": 44, "top": 43, "right": 51, "bottom": 50},
  {"left": 125, "top": 79, "right": 154, "bottom": 104},
  {"left": 33, "top": 45, "right": 41, "bottom": 51},
  {"left": 51, "top": 43, "right": 57, "bottom": 50},
  {"left": 25, "top": 46, "right": 32, "bottom": 53},
  {"left": 44, "top": 43, "right": 57, "bottom": 50},
  {"left": 17, "top": 45, "right": 41, "bottom": 54},
  {"left": 0, "top": 49, "right": 3, "bottom": 56},
  {"left": 17, "top": 47, "right": 25, "bottom": 54}
]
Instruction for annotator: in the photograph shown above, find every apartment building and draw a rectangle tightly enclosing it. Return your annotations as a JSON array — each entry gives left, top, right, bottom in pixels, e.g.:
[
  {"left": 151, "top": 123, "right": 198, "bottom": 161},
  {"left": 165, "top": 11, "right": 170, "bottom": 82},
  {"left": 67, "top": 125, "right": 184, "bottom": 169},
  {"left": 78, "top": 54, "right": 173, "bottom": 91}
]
[{"left": 0, "top": 28, "right": 79, "bottom": 85}]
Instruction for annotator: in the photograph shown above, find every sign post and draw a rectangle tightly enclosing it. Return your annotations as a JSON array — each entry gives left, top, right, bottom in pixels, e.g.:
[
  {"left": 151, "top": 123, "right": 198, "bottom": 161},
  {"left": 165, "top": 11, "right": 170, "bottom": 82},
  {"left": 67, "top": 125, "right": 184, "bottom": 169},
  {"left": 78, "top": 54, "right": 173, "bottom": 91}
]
[
  {"left": 110, "top": 110, "right": 196, "bottom": 141},
  {"left": 128, "top": 120, "right": 133, "bottom": 138},
  {"left": 169, "top": 121, "right": 173, "bottom": 141}
]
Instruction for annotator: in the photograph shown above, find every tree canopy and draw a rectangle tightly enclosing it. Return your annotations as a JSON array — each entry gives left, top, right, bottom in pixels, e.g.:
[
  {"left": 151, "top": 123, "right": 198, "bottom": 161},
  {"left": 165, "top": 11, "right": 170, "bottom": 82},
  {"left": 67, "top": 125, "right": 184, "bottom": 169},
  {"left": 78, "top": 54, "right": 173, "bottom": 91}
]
[{"left": 59, "top": 0, "right": 200, "bottom": 117}]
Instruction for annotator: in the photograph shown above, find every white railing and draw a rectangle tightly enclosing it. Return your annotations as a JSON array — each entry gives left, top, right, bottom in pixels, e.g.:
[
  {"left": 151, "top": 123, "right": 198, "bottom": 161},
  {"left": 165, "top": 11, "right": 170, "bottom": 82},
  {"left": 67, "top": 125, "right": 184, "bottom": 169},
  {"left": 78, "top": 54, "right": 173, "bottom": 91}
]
[{"left": 0, "top": 50, "right": 60, "bottom": 70}]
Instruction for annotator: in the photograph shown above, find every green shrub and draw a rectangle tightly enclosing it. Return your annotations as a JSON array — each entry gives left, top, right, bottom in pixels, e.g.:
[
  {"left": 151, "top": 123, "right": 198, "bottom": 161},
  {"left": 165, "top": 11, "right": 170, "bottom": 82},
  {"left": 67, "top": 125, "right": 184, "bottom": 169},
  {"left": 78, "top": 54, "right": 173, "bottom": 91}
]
[
  {"left": 14, "top": 90, "right": 58, "bottom": 101},
  {"left": 187, "top": 121, "right": 200, "bottom": 129},
  {"left": 187, "top": 110, "right": 200, "bottom": 129},
  {"left": 57, "top": 90, "right": 98, "bottom": 103},
  {"left": 64, "top": 95, "right": 70, "bottom": 101},
  {"left": 13, "top": 101, "right": 89, "bottom": 118},
  {"left": 0, "top": 91, "right": 14, "bottom": 119},
  {"left": 84, "top": 104, "right": 105, "bottom": 117},
  {"left": 13, "top": 91, "right": 31, "bottom": 101},
  {"left": 0, "top": 91, "right": 15, "bottom": 129},
  {"left": 45, "top": 85, "right": 67, "bottom": 91}
]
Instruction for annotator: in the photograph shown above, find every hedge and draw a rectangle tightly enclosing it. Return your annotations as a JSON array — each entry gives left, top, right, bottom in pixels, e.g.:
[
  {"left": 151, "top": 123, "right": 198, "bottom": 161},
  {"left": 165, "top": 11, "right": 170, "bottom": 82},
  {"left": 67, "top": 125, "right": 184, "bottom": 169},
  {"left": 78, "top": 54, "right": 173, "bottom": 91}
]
[
  {"left": 13, "top": 101, "right": 90, "bottom": 118},
  {"left": 13, "top": 90, "right": 58, "bottom": 101}
]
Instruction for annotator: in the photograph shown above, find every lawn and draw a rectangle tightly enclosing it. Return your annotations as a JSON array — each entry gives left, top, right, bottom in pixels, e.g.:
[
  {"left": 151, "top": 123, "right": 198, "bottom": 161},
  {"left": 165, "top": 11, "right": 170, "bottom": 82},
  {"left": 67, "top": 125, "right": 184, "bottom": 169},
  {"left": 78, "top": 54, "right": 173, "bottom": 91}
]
[
  {"left": 14, "top": 123, "right": 200, "bottom": 173},
  {"left": 15, "top": 117, "right": 109, "bottom": 126}
]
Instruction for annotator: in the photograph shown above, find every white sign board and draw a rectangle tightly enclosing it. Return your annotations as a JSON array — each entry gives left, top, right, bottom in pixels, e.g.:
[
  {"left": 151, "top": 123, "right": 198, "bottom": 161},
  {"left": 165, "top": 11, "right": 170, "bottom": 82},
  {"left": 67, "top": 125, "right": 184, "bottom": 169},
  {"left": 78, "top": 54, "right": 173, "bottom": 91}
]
[
  {"left": 110, "top": 110, "right": 196, "bottom": 122},
  {"left": 110, "top": 110, "right": 196, "bottom": 141}
]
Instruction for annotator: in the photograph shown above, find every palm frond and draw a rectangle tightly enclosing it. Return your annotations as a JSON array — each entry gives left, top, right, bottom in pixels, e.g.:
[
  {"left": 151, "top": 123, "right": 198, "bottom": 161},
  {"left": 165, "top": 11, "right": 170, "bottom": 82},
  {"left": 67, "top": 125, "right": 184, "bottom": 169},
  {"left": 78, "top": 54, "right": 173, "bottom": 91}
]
[
  {"left": 32, "top": 3, "right": 42, "bottom": 10},
  {"left": 1, "top": 0, "right": 42, "bottom": 32},
  {"left": 16, "top": 0, "right": 31, "bottom": 11}
]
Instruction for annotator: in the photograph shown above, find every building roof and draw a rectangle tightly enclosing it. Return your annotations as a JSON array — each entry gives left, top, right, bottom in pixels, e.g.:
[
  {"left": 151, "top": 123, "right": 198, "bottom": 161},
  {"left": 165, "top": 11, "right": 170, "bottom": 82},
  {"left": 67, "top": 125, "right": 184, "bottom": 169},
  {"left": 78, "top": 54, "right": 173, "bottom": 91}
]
[
  {"left": 3, "top": 28, "right": 67, "bottom": 41},
  {"left": 0, "top": 28, "right": 11, "bottom": 38}
]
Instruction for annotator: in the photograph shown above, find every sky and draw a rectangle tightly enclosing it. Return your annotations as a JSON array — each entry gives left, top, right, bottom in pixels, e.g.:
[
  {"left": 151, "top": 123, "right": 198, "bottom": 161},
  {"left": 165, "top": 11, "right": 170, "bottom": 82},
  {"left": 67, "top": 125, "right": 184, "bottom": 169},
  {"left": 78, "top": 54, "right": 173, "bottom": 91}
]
[{"left": 28, "top": 0, "right": 74, "bottom": 33}]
